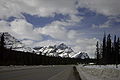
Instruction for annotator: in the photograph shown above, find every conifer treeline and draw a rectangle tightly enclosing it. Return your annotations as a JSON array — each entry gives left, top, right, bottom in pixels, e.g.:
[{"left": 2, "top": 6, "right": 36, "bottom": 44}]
[{"left": 96, "top": 33, "right": 120, "bottom": 64}]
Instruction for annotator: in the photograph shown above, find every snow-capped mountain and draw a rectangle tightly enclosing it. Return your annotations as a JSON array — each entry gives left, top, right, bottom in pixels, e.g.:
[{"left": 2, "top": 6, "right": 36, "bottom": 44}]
[
  {"left": 0, "top": 32, "right": 34, "bottom": 52},
  {"left": 73, "top": 52, "right": 89, "bottom": 59},
  {"left": 34, "top": 43, "right": 90, "bottom": 58},
  {"left": 34, "top": 43, "right": 76, "bottom": 58},
  {"left": 0, "top": 32, "right": 90, "bottom": 59}
]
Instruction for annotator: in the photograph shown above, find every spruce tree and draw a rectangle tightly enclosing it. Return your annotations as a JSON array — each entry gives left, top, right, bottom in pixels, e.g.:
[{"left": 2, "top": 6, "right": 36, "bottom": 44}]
[
  {"left": 116, "top": 38, "right": 120, "bottom": 64},
  {"left": 113, "top": 35, "right": 117, "bottom": 63},
  {"left": 114, "top": 37, "right": 120, "bottom": 67},
  {"left": 106, "top": 34, "right": 112, "bottom": 64},
  {"left": 102, "top": 33, "right": 106, "bottom": 64},
  {"left": 0, "top": 33, "right": 5, "bottom": 49},
  {"left": 96, "top": 41, "right": 99, "bottom": 64},
  {"left": 0, "top": 33, "right": 5, "bottom": 65}
]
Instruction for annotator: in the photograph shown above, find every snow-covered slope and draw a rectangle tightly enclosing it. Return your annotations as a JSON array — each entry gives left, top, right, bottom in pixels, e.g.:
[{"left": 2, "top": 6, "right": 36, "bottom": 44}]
[
  {"left": 34, "top": 43, "right": 75, "bottom": 58},
  {"left": 73, "top": 52, "right": 89, "bottom": 59},
  {"left": 0, "top": 32, "right": 90, "bottom": 58},
  {"left": 34, "top": 43, "right": 90, "bottom": 58},
  {"left": 0, "top": 32, "right": 34, "bottom": 52}
]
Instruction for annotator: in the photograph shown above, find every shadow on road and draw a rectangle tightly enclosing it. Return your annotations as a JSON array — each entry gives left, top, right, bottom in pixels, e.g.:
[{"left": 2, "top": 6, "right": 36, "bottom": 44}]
[{"left": 73, "top": 66, "right": 81, "bottom": 80}]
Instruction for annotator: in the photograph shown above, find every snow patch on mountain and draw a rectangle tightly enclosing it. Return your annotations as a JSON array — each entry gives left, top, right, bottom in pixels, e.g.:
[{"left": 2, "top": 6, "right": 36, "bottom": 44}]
[
  {"left": 0, "top": 32, "right": 90, "bottom": 59},
  {"left": 34, "top": 43, "right": 89, "bottom": 58},
  {"left": 73, "top": 52, "right": 89, "bottom": 59},
  {"left": 34, "top": 43, "right": 75, "bottom": 57},
  {"left": 0, "top": 32, "right": 34, "bottom": 52},
  {"left": 34, "top": 43, "right": 75, "bottom": 58}
]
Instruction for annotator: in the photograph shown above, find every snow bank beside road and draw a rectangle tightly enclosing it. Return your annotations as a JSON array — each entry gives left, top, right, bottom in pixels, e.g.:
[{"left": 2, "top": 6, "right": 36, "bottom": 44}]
[{"left": 77, "top": 65, "right": 120, "bottom": 80}]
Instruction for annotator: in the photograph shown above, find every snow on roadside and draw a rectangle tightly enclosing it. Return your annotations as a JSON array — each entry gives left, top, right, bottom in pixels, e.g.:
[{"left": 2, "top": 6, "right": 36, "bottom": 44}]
[{"left": 76, "top": 64, "right": 120, "bottom": 80}]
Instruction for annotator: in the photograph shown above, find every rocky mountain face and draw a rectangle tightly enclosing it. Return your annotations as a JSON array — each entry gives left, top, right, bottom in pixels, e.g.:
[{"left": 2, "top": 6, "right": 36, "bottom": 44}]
[
  {"left": 34, "top": 43, "right": 89, "bottom": 58},
  {"left": 0, "top": 32, "right": 34, "bottom": 52},
  {"left": 74, "top": 52, "right": 89, "bottom": 59},
  {"left": 34, "top": 43, "right": 75, "bottom": 58},
  {"left": 0, "top": 32, "right": 89, "bottom": 59}
]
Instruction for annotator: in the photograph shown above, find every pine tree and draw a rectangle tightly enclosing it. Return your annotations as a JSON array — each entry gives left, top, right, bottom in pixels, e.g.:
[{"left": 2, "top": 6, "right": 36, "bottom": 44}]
[
  {"left": 0, "top": 33, "right": 5, "bottom": 65},
  {"left": 0, "top": 33, "right": 5, "bottom": 49},
  {"left": 118, "top": 38, "right": 120, "bottom": 64},
  {"left": 113, "top": 35, "right": 117, "bottom": 63},
  {"left": 95, "top": 41, "right": 100, "bottom": 64},
  {"left": 99, "top": 44, "right": 103, "bottom": 59},
  {"left": 102, "top": 33, "right": 107, "bottom": 64},
  {"left": 100, "top": 33, "right": 119, "bottom": 64},
  {"left": 96, "top": 41, "right": 99, "bottom": 62},
  {"left": 116, "top": 38, "right": 120, "bottom": 65},
  {"left": 106, "top": 34, "right": 112, "bottom": 64}
]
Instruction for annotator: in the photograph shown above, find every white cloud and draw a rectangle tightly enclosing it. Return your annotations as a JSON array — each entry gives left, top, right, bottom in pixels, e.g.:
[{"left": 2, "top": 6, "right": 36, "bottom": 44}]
[
  {"left": 34, "top": 19, "right": 84, "bottom": 41},
  {"left": 10, "top": 19, "right": 43, "bottom": 40},
  {"left": 22, "top": 39, "right": 35, "bottom": 46},
  {"left": 67, "top": 14, "right": 83, "bottom": 23},
  {"left": 0, "top": 18, "right": 98, "bottom": 58},
  {"left": 67, "top": 30, "right": 78, "bottom": 39},
  {"left": 92, "top": 20, "right": 112, "bottom": 28},
  {"left": 108, "top": 16, "right": 120, "bottom": 23},
  {"left": 35, "top": 22, "right": 68, "bottom": 40},
  {"left": 35, "top": 20, "right": 81, "bottom": 40},
  {"left": 78, "top": 0, "right": 120, "bottom": 16},
  {"left": 32, "top": 40, "right": 63, "bottom": 47},
  {"left": 0, "top": 0, "right": 83, "bottom": 40},
  {"left": 73, "top": 38, "right": 98, "bottom": 58},
  {"left": 0, "top": 0, "right": 101, "bottom": 58},
  {"left": 0, "top": 19, "right": 43, "bottom": 40},
  {"left": 0, "top": 20, "right": 11, "bottom": 32},
  {"left": 0, "top": 0, "right": 78, "bottom": 19}
]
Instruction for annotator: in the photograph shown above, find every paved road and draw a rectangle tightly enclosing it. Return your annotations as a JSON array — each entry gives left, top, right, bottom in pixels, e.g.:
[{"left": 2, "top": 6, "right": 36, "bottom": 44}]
[{"left": 0, "top": 65, "right": 80, "bottom": 80}]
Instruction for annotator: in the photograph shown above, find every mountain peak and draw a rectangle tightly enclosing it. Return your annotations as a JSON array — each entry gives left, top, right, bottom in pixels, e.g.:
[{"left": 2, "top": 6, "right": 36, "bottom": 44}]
[
  {"left": 0, "top": 32, "right": 34, "bottom": 52},
  {"left": 75, "top": 52, "right": 89, "bottom": 59},
  {"left": 57, "top": 43, "right": 68, "bottom": 50},
  {"left": 0, "top": 32, "right": 90, "bottom": 59},
  {"left": 34, "top": 43, "right": 74, "bottom": 57}
]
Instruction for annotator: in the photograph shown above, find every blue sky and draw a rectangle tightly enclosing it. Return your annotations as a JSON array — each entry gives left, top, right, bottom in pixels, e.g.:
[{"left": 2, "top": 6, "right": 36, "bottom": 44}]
[
  {"left": 23, "top": 13, "right": 70, "bottom": 27},
  {"left": 0, "top": 0, "right": 120, "bottom": 58}
]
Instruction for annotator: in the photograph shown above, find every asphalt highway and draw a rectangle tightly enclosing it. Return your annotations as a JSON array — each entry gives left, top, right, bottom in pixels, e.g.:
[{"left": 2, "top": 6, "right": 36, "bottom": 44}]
[{"left": 0, "top": 65, "right": 80, "bottom": 80}]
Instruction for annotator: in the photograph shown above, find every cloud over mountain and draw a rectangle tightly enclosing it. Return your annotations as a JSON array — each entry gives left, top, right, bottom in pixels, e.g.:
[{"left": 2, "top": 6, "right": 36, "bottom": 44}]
[{"left": 0, "top": 0, "right": 119, "bottom": 58}]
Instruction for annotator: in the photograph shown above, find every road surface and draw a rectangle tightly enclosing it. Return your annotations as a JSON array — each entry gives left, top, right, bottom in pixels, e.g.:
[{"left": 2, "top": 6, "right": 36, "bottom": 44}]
[{"left": 0, "top": 65, "right": 81, "bottom": 80}]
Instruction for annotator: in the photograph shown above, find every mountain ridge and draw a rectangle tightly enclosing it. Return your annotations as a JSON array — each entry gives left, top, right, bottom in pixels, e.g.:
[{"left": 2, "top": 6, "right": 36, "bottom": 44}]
[{"left": 0, "top": 32, "right": 89, "bottom": 59}]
